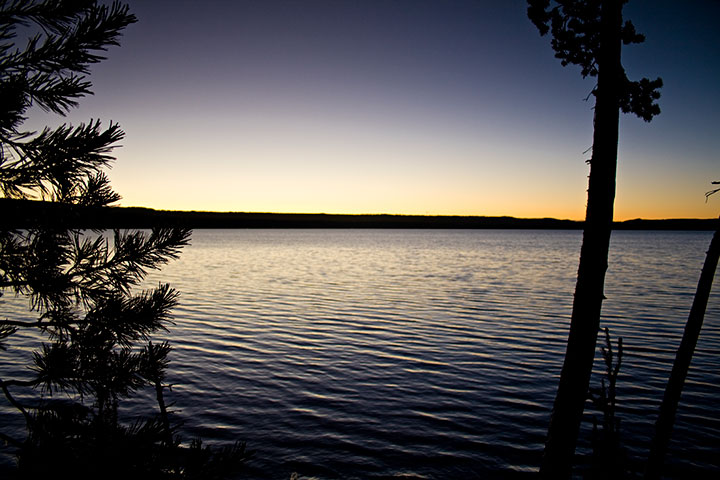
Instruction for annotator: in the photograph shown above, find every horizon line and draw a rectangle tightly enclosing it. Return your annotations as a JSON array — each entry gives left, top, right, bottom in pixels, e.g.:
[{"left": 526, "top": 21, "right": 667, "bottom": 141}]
[{"left": 117, "top": 204, "right": 719, "bottom": 223}]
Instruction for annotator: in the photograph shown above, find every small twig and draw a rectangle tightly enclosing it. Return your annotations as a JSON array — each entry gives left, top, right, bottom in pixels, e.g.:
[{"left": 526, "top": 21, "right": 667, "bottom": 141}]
[
  {"left": 1, "top": 377, "right": 40, "bottom": 388},
  {"left": 1, "top": 378, "right": 33, "bottom": 426},
  {"left": 0, "top": 319, "right": 43, "bottom": 328},
  {"left": 583, "top": 84, "right": 598, "bottom": 102},
  {"left": 1, "top": 312, "right": 86, "bottom": 330},
  {"left": 155, "top": 379, "right": 173, "bottom": 447},
  {"left": 704, "top": 180, "right": 719, "bottom": 202},
  {"left": 0, "top": 280, "right": 30, "bottom": 289}
]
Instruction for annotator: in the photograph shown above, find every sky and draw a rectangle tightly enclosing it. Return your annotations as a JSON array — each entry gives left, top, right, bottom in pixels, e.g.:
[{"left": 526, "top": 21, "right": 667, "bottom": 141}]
[{"left": 29, "top": 0, "right": 720, "bottom": 220}]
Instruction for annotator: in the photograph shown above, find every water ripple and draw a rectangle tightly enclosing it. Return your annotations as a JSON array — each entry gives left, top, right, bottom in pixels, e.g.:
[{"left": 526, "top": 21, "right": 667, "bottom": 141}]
[{"left": 2, "top": 230, "right": 719, "bottom": 478}]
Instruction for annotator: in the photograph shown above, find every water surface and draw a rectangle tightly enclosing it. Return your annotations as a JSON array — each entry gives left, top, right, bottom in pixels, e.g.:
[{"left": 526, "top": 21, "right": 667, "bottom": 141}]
[{"left": 2, "top": 230, "right": 719, "bottom": 478}]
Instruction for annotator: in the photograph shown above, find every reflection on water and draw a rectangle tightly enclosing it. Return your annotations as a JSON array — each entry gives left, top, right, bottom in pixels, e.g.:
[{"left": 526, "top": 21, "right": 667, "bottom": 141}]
[{"left": 2, "top": 229, "right": 719, "bottom": 478}]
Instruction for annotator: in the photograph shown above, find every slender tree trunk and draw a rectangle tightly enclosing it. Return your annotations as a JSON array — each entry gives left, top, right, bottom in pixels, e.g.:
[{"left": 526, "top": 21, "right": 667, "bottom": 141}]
[
  {"left": 155, "top": 378, "right": 174, "bottom": 447},
  {"left": 540, "top": 1, "right": 623, "bottom": 477},
  {"left": 644, "top": 217, "right": 720, "bottom": 479}
]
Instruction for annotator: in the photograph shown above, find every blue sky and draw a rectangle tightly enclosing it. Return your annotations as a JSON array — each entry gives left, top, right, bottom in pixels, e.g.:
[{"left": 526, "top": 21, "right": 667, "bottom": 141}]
[{"left": 31, "top": 0, "right": 720, "bottom": 219}]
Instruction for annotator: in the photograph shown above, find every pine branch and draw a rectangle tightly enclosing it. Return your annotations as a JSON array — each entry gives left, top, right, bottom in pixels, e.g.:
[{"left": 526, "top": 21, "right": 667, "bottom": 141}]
[
  {"left": 0, "top": 121, "right": 125, "bottom": 202},
  {"left": 0, "top": 4, "right": 242, "bottom": 476},
  {"left": 620, "top": 76, "right": 663, "bottom": 122},
  {"left": 67, "top": 228, "right": 191, "bottom": 305},
  {"left": 76, "top": 171, "right": 121, "bottom": 207},
  {"left": 1, "top": 228, "right": 190, "bottom": 314},
  {"left": 528, "top": 0, "right": 662, "bottom": 122},
  {"left": 83, "top": 284, "right": 180, "bottom": 346},
  {"left": 1, "top": 1, "right": 136, "bottom": 77},
  {"left": 26, "top": 70, "right": 93, "bottom": 114},
  {"left": 1, "top": 307, "right": 80, "bottom": 331}
]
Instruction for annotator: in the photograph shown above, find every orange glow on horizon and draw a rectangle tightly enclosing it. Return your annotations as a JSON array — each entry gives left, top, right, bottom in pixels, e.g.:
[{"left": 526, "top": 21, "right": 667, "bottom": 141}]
[{"left": 113, "top": 195, "right": 718, "bottom": 223}]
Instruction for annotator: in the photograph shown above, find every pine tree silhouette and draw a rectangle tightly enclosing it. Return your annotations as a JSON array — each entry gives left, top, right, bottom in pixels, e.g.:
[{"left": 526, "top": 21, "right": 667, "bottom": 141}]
[{"left": 0, "top": 2, "right": 248, "bottom": 477}]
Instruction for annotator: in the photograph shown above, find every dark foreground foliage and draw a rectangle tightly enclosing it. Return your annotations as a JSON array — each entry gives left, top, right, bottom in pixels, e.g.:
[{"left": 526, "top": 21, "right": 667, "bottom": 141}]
[{"left": 0, "top": 1, "right": 248, "bottom": 477}]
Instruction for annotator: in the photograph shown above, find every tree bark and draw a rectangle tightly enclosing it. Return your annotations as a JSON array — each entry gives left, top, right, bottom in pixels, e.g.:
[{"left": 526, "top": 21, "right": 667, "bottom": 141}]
[
  {"left": 644, "top": 217, "right": 720, "bottom": 479},
  {"left": 540, "top": 1, "right": 623, "bottom": 477}
]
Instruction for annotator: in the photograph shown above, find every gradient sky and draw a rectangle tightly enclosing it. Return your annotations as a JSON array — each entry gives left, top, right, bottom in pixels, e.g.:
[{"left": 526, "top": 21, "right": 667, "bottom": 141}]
[{"left": 28, "top": 0, "right": 720, "bottom": 219}]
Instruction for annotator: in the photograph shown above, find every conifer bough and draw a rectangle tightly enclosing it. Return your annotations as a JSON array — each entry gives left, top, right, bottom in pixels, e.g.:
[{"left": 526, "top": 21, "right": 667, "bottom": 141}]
[{"left": 0, "top": 1, "right": 248, "bottom": 476}]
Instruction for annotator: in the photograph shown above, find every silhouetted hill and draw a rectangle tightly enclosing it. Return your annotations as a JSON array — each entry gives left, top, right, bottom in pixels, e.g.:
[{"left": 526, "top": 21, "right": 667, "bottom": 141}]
[{"left": 1, "top": 199, "right": 717, "bottom": 230}]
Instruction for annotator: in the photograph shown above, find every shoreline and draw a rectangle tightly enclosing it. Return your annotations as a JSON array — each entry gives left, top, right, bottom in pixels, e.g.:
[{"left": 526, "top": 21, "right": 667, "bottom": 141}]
[{"left": 2, "top": 198, "right": 717, "bottom": 230}]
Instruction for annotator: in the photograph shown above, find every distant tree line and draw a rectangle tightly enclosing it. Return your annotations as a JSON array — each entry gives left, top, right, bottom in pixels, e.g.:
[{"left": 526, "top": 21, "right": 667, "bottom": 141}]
[{"left": 2, "top": 198, "right": 717, "bottom": 230}]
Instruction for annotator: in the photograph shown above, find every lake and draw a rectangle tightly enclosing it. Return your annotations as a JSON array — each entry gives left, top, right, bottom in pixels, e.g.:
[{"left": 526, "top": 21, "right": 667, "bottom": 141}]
[{"left": 1, "top": 229, "right": 719, "bottom": 478}]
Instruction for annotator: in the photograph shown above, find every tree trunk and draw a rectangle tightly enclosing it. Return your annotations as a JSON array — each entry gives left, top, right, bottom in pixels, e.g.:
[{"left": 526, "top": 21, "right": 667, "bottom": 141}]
[
  {"left": 540, "top": 1, "right": 623, "bottom": 477},
  {"left": 644, "top": 217, "right": 720, "bottom": 479},
  {"left": 155, "top": 378, "right": 173, "bottom": 446}
]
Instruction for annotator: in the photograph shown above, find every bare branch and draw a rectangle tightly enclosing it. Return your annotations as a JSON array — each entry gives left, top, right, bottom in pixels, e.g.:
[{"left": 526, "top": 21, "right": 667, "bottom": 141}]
[{"left": 704, "top": 180, "right": 720, "bottom": 202}]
